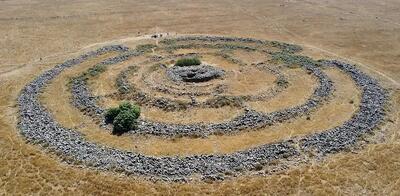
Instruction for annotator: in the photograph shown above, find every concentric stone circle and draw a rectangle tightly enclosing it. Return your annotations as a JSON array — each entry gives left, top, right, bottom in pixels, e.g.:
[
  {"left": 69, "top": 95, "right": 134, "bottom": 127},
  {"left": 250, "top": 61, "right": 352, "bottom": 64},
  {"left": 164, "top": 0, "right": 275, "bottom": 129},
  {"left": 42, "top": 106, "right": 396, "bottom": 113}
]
[
  {"left": 109, "top": 43, "right": 292, "bottom": 112},
  {"left": 69, "top": 37, "right": 334, "bottom": 137},
  {"left": 17, "top": 35, "right": 388, "bottom": 181}
]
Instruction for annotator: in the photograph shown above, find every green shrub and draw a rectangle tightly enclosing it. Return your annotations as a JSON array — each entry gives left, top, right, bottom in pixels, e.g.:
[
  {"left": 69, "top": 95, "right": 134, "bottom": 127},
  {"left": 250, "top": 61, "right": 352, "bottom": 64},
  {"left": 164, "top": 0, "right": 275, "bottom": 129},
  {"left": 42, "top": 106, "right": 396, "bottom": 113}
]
[
  {"left": 87, "top": 64, "right": 107, "bottom": 76},
  {"left": 104, "top": 102, "right": 141, "bottom": 135},
  {"left": 174, "top": 58, "right": 201, "bottom": 67},
  {"left": 112, "top": 110, "right": 138, "bottom": 134},
  {"left": 270, "top": 52, "right": 319, "bottom": 67},
  {"left": 270, "top": 41, "right": 302, "bottom": 53},
  {"left": 104, "top": 107, "right": 120, "bottom": 124},
  {"left": 118, "top": 101, "right": 140, "bottom": 118},
  {"left": 136, "top": 44, "right": 157, "bottom": 53},
  {"left": 159, "top": 39, "right": 176, "bottom": 45}
]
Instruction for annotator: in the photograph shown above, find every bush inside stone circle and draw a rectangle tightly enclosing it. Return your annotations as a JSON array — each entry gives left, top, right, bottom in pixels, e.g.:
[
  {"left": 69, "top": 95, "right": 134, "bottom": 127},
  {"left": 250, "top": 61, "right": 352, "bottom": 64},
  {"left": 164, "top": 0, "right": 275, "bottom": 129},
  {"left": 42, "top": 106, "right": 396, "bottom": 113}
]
[
  {"left": 174, "top": 57, "right": 201, "bottom": 67},
  {"left": 105, "top": 102, "right": 141, "bottom": 134}
]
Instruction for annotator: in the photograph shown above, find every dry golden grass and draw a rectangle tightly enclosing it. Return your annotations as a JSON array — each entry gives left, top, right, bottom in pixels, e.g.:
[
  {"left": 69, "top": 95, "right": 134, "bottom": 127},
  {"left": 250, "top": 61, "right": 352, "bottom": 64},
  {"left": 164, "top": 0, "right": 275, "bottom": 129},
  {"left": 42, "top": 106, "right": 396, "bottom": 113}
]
[
  {"left": 40, "top": 61, "right": 359, "bottom": 156},
  {"left": 231, "top": 50, "right": 271, "bottom": 65},
  {"left": 248, "top": 67, "right": 317, "bottom": 113},
  {"left": 1, "top": 88, "right": 398, "bottom": 195},
  {"left": 1, "top": 0, "right": 400, "bottom": 194},
  {"left": 40, "top": 53, "right": 119, "bottom": 126},
  {"left": 199, "top": 54, "right": 277, "bottom": 96},
  {"left": 89, "top": 55, "right": 149, "bottom": 97},
  {"left": 87, "top": 49, "right": 279, "bottom": 124},
  {"left": 142, "top": 106, "right": 242, "bottom": 124},
  {"left": 132, "top": 67, "right": 360, "bottom": 156}
]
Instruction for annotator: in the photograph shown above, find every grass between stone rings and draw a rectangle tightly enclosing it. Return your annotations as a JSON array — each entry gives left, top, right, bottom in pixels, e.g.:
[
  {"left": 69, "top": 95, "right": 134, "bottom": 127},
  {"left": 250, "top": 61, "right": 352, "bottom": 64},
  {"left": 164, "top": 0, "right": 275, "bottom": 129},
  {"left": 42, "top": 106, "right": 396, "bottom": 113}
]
[{"left": 174, "top": 57, "right": 202, "bottom": 67}]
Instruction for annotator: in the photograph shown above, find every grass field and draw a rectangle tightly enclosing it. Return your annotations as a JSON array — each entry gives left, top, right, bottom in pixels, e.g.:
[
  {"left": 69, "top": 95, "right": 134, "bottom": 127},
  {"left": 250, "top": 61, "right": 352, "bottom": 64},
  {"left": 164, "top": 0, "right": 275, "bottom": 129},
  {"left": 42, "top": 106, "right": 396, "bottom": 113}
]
[{"left": 1, "top": 0, "right": 399, "bottom": 195}]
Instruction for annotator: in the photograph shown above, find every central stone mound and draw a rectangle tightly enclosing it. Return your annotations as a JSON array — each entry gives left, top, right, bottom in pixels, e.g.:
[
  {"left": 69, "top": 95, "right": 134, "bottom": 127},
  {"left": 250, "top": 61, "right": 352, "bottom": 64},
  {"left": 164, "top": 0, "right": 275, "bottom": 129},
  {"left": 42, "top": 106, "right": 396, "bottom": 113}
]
[{"left": 167, "top": 64, "right": 225, "bottom": 83}]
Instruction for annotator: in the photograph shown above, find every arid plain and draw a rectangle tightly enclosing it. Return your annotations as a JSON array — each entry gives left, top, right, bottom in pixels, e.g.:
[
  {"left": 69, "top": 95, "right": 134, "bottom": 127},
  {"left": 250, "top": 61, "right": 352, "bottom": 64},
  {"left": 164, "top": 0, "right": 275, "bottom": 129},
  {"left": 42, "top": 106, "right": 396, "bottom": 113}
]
[{"left": 1, "top": 0, "right": 400, "bottom": 195}]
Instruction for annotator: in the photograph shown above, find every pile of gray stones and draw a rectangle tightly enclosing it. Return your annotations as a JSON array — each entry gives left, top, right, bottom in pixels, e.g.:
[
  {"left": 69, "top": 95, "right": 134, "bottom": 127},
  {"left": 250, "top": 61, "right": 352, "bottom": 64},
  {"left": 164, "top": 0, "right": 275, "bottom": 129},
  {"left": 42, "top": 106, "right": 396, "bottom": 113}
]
[
  {"left": 166, "top": 64, "right": 225, "bottom": 83},
  {"left": 18, "top": 36, "right": 387, "bottom": 181},
  {"left": 138, "top": 53, "right": 222, "bottom": 97}
]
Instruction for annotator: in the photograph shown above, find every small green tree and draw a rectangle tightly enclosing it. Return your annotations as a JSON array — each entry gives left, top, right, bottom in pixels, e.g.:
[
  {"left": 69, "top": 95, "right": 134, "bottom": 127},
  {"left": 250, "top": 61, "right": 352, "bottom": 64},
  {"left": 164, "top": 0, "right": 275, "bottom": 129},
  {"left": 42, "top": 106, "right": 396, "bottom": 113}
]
[
  {"left": 118, "top": 102, "right": 140, "bottom": 118},
  {"left": 113, "top": 110, "right": 138, "bottom": 134},
  {"left": 104, "top": 102, "right": 141, "bottom": 135},
  {"left": 104, "top": 107, "right": 120, "bottom": 124}
]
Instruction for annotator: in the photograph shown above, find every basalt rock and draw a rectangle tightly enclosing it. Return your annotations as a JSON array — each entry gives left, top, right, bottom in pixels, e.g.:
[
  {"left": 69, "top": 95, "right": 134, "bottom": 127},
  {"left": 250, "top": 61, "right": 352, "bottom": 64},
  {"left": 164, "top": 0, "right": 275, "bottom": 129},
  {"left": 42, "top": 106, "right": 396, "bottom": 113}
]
[{"left": 17, "top": 36, "right": 387, "bottom": 182}]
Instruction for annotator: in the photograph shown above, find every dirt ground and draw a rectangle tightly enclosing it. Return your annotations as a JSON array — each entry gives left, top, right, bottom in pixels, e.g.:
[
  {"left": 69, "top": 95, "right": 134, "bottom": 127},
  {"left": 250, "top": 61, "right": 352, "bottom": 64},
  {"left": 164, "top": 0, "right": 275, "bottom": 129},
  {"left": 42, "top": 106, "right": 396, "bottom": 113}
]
[{"left": 1, "top": 0, "right": 400, "bottom": 195}]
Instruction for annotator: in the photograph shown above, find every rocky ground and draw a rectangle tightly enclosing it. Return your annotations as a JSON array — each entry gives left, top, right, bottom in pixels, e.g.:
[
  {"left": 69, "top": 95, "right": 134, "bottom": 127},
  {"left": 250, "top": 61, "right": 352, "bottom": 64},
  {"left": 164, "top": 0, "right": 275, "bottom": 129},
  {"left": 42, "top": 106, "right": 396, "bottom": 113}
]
[
  {"left": 2, "top": 0, "right": 399, "bottom": 194},
  {"left": 18, "top": 36, "right": 387, "bottom": 182}
]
